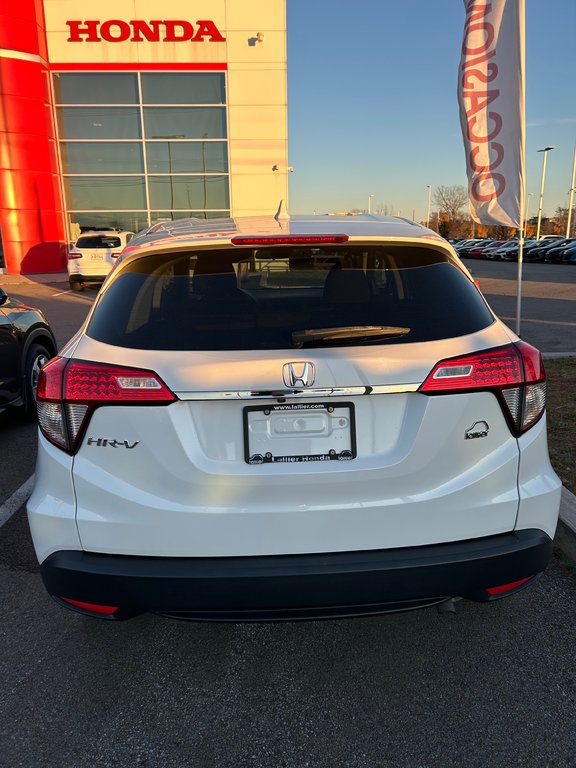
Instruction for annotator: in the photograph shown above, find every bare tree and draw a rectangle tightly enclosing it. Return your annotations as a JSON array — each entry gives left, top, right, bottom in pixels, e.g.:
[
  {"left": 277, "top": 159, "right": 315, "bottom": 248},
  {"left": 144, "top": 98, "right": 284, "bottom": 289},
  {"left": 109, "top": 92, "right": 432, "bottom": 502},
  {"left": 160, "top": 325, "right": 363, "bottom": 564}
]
[{"left": 433, "top": 185, "right": 469, "bottom": 220}]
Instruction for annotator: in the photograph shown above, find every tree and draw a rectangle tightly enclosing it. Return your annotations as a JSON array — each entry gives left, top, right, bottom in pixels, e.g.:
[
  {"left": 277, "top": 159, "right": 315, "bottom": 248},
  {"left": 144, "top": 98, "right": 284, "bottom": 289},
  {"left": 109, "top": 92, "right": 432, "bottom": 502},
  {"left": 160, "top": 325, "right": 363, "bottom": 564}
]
[
  {"left": 432, "top": 185, "right": 469, "bottom": 220},
  {"left": 553, "top": 206, "right": 574, "bottom": 235}
]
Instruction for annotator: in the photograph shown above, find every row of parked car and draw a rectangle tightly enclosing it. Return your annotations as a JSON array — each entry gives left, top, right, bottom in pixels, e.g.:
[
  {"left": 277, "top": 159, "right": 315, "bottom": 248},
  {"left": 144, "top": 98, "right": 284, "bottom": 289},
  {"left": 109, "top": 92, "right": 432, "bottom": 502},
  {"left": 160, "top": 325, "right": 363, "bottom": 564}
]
[{"left": 450, "top": 235, "right": 576, "bottom": 264}]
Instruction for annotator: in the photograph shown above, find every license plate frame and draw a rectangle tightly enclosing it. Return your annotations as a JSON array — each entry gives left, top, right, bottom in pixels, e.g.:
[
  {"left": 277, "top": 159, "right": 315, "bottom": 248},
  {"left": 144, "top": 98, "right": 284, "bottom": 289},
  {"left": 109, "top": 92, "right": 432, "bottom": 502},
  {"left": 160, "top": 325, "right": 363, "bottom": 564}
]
[{"left": 243, "top": 402, "right": 356, "bottom": 465}]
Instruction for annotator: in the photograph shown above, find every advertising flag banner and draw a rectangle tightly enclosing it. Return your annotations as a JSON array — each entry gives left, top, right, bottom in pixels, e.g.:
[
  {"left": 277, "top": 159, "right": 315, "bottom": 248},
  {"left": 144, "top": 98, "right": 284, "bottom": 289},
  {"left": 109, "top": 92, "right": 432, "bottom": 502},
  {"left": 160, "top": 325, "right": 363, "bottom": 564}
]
[{"left": 458, "top": 0, "right": 525, "bottom": 227}]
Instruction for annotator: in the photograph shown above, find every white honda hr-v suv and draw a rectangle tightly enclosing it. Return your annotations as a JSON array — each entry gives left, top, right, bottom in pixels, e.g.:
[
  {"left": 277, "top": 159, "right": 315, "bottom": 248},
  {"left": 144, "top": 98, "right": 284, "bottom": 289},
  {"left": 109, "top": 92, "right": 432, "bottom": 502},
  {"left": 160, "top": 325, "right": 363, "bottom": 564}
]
[{"left": 28, "top": 214, "right": 562, "bottom": 621}]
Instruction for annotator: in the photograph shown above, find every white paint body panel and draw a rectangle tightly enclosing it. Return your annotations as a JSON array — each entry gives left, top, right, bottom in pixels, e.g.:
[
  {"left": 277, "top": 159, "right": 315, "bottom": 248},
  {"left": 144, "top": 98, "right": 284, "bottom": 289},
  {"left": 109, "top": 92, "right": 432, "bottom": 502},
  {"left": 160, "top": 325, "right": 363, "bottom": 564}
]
[{"left": 27, "top": 216, "right": 562, "bottom": 565}]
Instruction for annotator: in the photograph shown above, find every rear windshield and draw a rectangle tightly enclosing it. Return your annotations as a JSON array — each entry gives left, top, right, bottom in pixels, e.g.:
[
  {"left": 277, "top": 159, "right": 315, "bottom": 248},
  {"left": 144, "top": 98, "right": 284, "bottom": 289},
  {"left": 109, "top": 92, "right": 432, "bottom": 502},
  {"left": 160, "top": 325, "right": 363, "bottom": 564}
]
[
  {"left": 76, "top": 235, "right": 122, "bottom": 249},
  {"left": 86, "top": 245, "right": 495, "bottom": 350}
]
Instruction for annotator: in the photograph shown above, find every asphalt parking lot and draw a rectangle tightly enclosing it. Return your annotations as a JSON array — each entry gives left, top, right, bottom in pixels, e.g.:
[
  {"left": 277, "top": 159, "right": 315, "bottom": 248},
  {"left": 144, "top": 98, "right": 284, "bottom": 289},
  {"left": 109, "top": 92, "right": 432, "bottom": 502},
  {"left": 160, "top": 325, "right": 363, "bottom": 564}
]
[{"left": 1, "top": 262, "right": 576, "bottom": 767}]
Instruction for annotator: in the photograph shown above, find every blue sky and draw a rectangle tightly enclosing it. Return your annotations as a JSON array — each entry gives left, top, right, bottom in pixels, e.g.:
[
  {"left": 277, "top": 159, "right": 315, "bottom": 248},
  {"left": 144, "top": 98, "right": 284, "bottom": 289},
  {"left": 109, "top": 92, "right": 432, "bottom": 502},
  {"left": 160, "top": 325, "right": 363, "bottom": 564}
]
[{"left": 286, "top": 0, "right": 576, "bottom": 221}]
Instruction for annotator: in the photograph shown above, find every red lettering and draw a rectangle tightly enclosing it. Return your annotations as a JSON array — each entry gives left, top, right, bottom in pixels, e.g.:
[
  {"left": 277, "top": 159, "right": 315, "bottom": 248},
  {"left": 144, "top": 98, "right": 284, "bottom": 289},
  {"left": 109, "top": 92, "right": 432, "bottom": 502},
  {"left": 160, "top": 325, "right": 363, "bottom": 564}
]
[
  {"left": 65, "top": 18, "right": 227, "bottom": 43},
  {"left": 130, "top": 20, "right": 162, "bottom": 42},
  {"left": 471, "top": 173, "right": 506, "bottom": 201},
  {"left": 467, "top": 112, "right": 503, "bottom": 143},
  {"left": 462, "top": 22, "right": 495, "bottom": 55},
  {"left": 464, "top": 88, "right": 500, "bottom": 118},
  {"left": 465, "top": 1, "right": 492, "bottom": 16},
  {"left": 163, "top": 20, "right": 194, "bottom": 41},
  {"left": 462, "top": 63, "right": 498, "bottom": 89},
  {"left": 469, "top": 142, "right": 504, "bottom": 173},
  {"left": 465, "top": 2, "right": 492, "bottom": 22},
  {"left": 193, "top": 20, "right": 227, "bottom": 42},
  {"left": 462, "top": 48, "right": 496, "bottom": 69},
  {"left": 100, "top": 20, "right": 131, "bottom": 42},
  {"left": 66, "top": 20, "right": 100, "bottom": 42}
]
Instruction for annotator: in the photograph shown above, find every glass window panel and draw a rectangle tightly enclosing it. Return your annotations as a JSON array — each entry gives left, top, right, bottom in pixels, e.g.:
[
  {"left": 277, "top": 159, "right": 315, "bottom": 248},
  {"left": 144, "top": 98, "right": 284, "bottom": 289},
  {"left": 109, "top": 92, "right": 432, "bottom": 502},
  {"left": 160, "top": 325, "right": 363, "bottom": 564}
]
[
  {"left": 141, "top": 74, "right": 225, "bottom": 104},
  {"left": 60, "top": 142, "right": 144, "bottom": 174},
  {"left": 69, "top": 212, "right": 149, "bottom": 236},
  {"left": 64, "top": 176, "right": 146, "bottom": 210},
  {"left": 143, "top": 108, "right": 226, "bottom": 139},
  {"left": 57, "top": 108, "right": 142, "bottom": 139},
  {"left": 146, "top": 141, "right": 227, "bottom": 173},
  {"left": 148, "top": 175, "right": 229, "bottom": 210},
  {"left": 53, "top": 73, "right": 138, "bottom": 104},
  {"left": 151, "top": 211, "right": 230, "bottom": 223}
]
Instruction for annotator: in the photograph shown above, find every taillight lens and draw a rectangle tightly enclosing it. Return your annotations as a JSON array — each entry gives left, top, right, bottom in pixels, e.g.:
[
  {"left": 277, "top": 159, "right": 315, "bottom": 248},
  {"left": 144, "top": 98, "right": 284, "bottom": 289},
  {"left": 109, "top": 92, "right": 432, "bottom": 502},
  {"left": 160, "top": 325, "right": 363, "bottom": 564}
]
[
  {"left": 36, "top": 358, "right": 176, "bottom": 452},
  {"left": 420, "top": 342, "right": 546, "bottom": 436},
  {"left": 68, "top": 250, "right": 82, "bottom": 259}
]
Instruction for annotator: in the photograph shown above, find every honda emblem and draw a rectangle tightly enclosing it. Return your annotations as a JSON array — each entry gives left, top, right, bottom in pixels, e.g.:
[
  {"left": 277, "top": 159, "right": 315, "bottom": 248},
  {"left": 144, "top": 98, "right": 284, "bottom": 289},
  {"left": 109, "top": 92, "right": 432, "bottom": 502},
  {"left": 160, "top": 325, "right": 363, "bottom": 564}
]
[{"left": 283, "top": 362, "right": 315, "bottom": 388}]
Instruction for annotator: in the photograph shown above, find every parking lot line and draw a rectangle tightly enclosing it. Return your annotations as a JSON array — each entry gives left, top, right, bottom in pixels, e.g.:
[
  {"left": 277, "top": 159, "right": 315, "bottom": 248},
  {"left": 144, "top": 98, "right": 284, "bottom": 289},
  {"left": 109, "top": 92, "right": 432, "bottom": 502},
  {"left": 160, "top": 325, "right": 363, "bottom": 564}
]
[
  {"left": 50, "top": 289, "right": 94, "bottom": 302},
  {"left": 0, "top": 476, "right": 35, "bottom": 529}
]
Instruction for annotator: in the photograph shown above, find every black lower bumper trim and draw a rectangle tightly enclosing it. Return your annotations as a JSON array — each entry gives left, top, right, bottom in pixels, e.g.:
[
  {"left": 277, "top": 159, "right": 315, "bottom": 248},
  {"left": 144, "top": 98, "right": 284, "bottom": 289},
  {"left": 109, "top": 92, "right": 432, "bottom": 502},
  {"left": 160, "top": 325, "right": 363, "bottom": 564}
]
[{"left": 41, "top": 529, "right": 553, "bottom": 621}]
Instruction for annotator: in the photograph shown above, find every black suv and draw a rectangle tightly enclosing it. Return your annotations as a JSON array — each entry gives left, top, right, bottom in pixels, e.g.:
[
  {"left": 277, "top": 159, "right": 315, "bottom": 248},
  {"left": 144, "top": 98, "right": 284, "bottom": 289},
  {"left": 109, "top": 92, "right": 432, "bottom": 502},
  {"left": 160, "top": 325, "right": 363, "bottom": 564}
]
[{"left": 0, "top": 287, "right": 56, "bottom": 419}]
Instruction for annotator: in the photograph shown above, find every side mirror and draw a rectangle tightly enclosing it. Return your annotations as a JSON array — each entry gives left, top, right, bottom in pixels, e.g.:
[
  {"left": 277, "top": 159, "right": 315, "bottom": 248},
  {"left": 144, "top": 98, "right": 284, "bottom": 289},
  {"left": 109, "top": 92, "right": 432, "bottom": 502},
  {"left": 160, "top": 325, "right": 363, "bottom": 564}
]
[{"left": 0, "top": 287, "right": 8, "bottom": 307}]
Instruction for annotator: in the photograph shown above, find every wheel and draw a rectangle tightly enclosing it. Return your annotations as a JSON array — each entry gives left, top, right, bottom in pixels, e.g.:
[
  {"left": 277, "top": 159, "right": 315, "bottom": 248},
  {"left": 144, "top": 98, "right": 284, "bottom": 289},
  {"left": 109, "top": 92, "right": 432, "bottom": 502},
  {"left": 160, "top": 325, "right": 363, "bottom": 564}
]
[
  {"left": 69, "top": 280, "right": 84, "bottom": 292},
  {"left": 20, "top": 344, "right": 51, "bottom": 421}
]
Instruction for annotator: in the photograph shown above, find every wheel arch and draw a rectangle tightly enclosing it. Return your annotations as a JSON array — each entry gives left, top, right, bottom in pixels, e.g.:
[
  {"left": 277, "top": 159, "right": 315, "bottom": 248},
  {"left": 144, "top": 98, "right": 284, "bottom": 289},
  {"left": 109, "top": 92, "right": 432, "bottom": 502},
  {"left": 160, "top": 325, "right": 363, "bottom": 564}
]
[{"left": 20, "top": 326, "right": 58, "bottom": 408}]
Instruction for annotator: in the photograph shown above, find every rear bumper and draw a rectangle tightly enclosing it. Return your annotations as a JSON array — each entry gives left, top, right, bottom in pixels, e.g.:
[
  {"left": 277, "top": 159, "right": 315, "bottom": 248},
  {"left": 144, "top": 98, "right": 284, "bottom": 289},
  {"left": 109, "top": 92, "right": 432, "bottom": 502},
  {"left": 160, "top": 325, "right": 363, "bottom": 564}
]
[
  {"left": 68, "top": 274, "right": 108, "bottom": 283},
  {"left": 41, "top": 529, "right": 553, "bottom": 621}
]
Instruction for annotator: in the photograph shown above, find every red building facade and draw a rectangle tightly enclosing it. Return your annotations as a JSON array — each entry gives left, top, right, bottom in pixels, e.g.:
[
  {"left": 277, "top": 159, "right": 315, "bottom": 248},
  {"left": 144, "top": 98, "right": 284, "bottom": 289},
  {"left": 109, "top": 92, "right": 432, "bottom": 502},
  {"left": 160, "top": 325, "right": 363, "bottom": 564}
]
[
  {"left": 1, "top": 1, "right": 288, "bottom": 275},
  {"left": 0, "top": 1, "right": 67, "bottom": 273}
]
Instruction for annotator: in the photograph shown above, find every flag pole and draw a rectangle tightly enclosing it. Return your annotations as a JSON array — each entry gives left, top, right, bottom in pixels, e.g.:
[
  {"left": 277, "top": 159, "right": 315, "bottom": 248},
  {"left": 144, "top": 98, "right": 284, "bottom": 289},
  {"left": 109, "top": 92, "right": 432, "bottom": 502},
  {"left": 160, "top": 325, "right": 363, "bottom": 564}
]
[
  {"left": 515, "top": 215, "right": 525, "bottom": 337},
  {"left": 515, "top": 0, "right": 527, "bottom": 338}
]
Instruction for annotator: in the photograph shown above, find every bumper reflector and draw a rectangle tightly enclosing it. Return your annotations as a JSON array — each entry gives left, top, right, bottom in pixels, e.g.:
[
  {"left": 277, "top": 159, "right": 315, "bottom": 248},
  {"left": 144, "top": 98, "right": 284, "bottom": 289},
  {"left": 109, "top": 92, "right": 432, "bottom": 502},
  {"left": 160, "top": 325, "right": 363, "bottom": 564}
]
[
  {"left": 485, "top": 577, "right": 532, "bottom": 596},
  {"left": 60, "top": 597, "right": 119, "bottom": 615}
]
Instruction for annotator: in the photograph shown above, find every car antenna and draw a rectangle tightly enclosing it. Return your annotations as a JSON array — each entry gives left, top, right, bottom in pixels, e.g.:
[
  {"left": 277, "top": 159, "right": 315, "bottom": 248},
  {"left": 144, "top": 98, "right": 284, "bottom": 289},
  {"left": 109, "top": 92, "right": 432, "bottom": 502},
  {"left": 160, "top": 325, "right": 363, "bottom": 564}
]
[{"left": 274, "top": 199, "right": 290, "bottom": 222}]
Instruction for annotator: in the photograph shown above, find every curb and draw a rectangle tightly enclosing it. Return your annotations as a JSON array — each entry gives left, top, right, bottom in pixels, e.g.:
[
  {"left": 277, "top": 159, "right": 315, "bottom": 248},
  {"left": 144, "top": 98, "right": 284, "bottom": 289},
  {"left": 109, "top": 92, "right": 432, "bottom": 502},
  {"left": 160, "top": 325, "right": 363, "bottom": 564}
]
[
  {"left": 556, "top": 487, "right": 576, "bottom": 564},
  {"left": 1, "top": 272, "right": 68, "bottom": 285}
]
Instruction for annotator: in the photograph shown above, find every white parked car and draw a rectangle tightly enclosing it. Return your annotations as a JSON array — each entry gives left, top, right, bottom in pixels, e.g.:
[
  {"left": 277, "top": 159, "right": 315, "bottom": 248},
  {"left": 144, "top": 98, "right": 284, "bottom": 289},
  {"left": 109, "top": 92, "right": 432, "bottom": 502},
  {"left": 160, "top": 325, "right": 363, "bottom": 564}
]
[
  {"left": 28, "top": 215, "right": 562, "bottom": 621},
  {"left": 67, "top": 230, "right": 134, "bottom": 291}
]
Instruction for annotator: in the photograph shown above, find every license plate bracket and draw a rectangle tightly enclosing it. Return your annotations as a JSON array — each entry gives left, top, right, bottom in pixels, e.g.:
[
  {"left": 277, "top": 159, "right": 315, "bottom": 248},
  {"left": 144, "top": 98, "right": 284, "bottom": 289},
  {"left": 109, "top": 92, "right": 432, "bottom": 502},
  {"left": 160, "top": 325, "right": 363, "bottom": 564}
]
[{"left": 243, "top": 402, "right": 356, "bottom": 465}]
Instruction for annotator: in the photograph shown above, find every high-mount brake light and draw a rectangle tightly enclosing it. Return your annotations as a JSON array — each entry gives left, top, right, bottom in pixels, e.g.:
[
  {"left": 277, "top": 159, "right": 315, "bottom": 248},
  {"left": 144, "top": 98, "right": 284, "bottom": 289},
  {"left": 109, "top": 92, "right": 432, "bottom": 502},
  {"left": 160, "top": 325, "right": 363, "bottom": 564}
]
[
  {"left": 230, "top": 235, "right": 349, "bottom": 245},
  {"left": 36, "top": 358, "right": 176, "bottom": 453},
  {"left": 420, "top": 342, "right": 546, "bottom": 436}
]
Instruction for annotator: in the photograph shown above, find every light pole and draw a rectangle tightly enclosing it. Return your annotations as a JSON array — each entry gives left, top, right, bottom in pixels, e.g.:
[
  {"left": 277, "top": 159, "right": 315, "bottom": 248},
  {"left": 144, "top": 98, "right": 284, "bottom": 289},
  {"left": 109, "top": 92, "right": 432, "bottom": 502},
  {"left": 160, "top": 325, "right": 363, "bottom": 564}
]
[
  {"left": 426, "top": 185, "right": 431, "bottom": 228},
  {"left": 536, "top": 146, "right": 556, "bottom": 240},
  {"left": 368, "top": 194, "right": 374, "bottom": 214},
  {"left": 524, "top": 192, "right": 533, "bottom": 228},
  {"left": 566, "top": 143, "right": 576, "bottom": 238}
]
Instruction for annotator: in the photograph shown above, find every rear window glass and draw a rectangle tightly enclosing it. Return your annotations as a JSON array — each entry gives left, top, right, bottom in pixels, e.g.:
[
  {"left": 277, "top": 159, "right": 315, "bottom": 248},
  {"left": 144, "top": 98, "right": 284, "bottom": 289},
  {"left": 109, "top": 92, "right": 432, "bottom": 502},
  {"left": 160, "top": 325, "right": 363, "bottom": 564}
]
[
  {"left": 76, "top": 236, "right": 122, "bottom": 249},
  {"left": 86, "top": 245, "right": 495, "bottom": 350}
]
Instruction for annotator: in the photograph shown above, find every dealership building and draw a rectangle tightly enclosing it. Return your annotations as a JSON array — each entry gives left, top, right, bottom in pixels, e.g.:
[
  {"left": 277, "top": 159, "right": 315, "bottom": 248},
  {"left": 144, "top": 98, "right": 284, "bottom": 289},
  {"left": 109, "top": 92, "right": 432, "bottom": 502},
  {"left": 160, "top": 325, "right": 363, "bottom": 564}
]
[{"left": 0, "top": 1, "right": 288, "bottom": 273}]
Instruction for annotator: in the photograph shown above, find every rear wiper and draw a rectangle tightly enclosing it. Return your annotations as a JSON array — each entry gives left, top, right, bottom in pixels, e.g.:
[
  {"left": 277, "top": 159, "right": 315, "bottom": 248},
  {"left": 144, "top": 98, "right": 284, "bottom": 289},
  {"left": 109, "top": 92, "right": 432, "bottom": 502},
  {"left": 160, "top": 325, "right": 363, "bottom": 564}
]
[{"left": 292, "top": 325, "right": 411, "bottom": 348}]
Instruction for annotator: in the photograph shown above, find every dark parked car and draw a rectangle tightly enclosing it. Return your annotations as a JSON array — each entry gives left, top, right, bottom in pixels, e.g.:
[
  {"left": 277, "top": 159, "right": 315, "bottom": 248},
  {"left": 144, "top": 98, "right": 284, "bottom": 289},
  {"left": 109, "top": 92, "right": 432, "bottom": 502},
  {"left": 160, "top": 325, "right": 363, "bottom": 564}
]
[
  {"left": 0, "top": 287, "right": 57, "bottom": 419},
  {"left": 500, "top": 239, "right": 546, "bottom": 262},
  {"left": 543, "top": 238, "right": 576, "bottom": 264},
  {"left": 562, "top": 242, "right": 576, "bottom": 264},
  {"left": 455, "top": 239, "right": 485, "bottom": 257},
  {"left": 468, "top": 240, "right": 505, "bottom": 258}
]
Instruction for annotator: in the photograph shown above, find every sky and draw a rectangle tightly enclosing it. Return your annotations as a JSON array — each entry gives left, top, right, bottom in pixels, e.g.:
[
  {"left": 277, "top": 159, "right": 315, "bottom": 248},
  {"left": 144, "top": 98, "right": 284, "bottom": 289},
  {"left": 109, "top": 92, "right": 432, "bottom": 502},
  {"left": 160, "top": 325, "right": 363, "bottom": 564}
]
[{"left": 285, "top": 0, "right": 576, "bottom": 222}]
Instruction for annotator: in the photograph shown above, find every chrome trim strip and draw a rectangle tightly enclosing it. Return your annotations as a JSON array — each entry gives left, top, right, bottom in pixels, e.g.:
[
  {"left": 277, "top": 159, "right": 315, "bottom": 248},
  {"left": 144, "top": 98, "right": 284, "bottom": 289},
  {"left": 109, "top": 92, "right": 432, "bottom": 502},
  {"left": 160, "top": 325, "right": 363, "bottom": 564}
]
[{"left": 174, "top": 384, "right": 421, "bottom": 401}]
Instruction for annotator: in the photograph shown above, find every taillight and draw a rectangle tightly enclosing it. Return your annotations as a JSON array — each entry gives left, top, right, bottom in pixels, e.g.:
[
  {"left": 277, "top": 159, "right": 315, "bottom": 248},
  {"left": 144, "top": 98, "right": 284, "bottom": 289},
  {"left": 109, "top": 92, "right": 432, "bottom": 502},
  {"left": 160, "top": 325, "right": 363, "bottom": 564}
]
[
  {"left": 420, "top": 342, "right": 546, "bottom": 436},
  {"left": 36, "top": 357, "right": 176, "bottom": 452},
  {"left": 68, "top": 250, "right": 82, "bottom": 259}
]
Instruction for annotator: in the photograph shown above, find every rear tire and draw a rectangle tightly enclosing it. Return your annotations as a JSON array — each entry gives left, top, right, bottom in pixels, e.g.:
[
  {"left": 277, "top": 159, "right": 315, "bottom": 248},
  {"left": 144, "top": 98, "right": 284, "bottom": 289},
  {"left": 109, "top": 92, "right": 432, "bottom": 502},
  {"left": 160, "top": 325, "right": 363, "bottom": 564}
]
[
  {"left": 20, "top": 343, "right": 51, "bottom": 421},
  {"left": 70, "top": 280, "right": 84, "bottom": 292}
]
